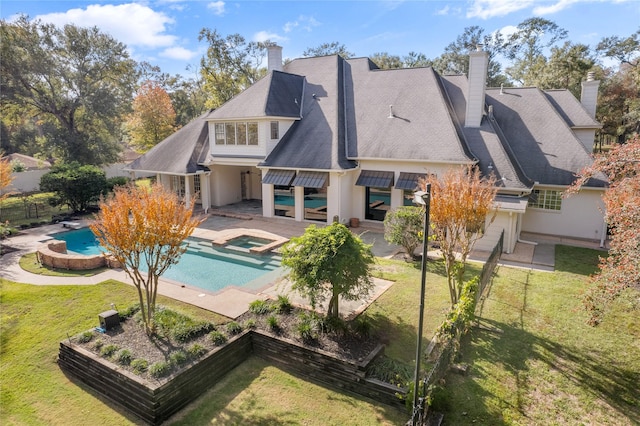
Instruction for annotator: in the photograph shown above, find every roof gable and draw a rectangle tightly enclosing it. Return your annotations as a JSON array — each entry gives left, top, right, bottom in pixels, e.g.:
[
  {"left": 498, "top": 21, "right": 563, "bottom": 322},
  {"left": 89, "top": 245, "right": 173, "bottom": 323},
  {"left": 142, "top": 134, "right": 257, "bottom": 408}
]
[
  {"left": 126, "top": 112, "right": 210, "bottom": 174},
  {"left": 207, "top": 71, "right": 304, "bottom": 120}
]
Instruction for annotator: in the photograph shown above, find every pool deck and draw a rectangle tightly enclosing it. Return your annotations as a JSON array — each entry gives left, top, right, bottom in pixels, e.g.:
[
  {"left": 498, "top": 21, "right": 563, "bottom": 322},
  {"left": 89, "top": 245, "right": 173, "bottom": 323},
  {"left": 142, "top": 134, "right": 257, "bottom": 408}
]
[
  {"left": 0, "top": 214, "right": 401, "bottom": 320},
  {"left": 2, "top": 208, "right": 597, "bottom": 319}
]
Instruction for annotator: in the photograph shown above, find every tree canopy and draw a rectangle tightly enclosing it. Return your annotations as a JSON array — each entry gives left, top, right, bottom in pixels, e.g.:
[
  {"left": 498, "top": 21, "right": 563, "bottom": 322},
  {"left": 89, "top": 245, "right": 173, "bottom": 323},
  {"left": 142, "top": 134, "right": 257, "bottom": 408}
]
[
  {"left": 0, "top": 16, "right": 137, "bottom": 165},
  {"left": 383, "top": 206, "right": 424, "bottom": 260},
  {"left": 125, "top": 81, "right": 177, "bottom": 152},
  {"left": 418, "top": 166, "right": 497, "bottom": 306},
  {"left": 40, "top": 162, "right": 107, "bottom": 213},
  {"left": 198, "top": 29, "right": 269, "bottom": 109},
  {"left": 281, "top": 223, "right": 375, "bottom": 318},
  {"left": 566, "top": 135, "right": 640, "bottom": 325},
  {"left": 303, "top": 42, "right": 354, "bottom": 59},
  {"left": 0, "top": 153, "right": 14, "bottom": 203},
  {"left": 91, "top": 184, "right": 202, "bottom": 334}
]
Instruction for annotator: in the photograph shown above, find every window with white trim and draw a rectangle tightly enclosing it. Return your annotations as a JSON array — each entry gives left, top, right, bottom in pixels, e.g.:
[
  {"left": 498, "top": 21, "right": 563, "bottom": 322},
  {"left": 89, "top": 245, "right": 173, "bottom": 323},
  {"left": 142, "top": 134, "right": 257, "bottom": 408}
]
[
  {"left": 528, "top": 189, "right": 562, "bottom": 211},
  {"left": 214, "top": 122, "right": 259, "bottom": 145},
  {"left": 270, "top": 121, "right": 279, "bottom": 139},
  {"left": 171, "top": 176, "right": 185, "bottom": 198},
  {"left": 193, "top": 174, "right": 201, "bottom": 196}
]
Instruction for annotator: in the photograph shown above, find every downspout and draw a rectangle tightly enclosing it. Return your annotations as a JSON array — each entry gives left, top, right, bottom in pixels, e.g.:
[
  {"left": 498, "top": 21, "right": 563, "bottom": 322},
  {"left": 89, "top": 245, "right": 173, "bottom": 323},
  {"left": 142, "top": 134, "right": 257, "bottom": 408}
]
[
  {"left": 600, "top": 220, "right": 606, "bottom": 248},
  {"left": 516, "top": 212, "right": 538, "bottom": 245}
]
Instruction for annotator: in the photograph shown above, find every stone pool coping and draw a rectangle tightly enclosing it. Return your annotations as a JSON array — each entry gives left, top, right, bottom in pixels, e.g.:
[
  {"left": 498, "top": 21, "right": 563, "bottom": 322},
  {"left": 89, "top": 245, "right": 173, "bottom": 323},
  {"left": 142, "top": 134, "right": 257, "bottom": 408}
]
[{"left": 208, "top": 227, "right": 289, "bottom": 254}]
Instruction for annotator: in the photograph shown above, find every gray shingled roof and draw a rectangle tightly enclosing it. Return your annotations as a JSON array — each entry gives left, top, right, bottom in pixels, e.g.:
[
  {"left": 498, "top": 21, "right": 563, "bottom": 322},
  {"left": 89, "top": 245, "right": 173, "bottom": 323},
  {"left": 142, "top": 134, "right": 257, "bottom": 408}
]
[
  {"left": 486, "top": 87, "right": 606, "bottom": 187},
  {"left": 207, "top": 71, "right": 304, "bottom": 120},
  {"left": 440, "top": 75, "right": 532, "bottom": 191},
  {"left": 260, "top": 55, "right": 356, "bottom": 170},
  {"left": 125, "top": 112, "right": 210, "bottom": 175},
  {"left": 543, "top": 90, "right": 601, "bottom": 128},
  {"left": 345, "top": 59, "right": 472, "bottom": 163}
]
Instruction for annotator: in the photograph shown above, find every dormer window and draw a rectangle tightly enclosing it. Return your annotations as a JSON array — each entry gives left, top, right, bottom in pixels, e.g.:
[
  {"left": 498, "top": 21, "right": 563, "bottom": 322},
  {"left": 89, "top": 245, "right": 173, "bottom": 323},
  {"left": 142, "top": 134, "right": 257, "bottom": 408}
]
[
  {"left": 270, "top": 121, "right": 279, "bottom": 140},
  {"left": 215, "top": 122, "right": 259, "bottom": 145}
]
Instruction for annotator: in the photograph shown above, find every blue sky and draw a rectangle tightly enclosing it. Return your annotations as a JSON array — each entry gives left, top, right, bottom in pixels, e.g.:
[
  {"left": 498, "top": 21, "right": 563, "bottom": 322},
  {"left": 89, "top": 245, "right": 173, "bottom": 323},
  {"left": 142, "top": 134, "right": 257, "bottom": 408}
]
[{"left": 2, "top": 0, "right": 638, "bottom": 76}]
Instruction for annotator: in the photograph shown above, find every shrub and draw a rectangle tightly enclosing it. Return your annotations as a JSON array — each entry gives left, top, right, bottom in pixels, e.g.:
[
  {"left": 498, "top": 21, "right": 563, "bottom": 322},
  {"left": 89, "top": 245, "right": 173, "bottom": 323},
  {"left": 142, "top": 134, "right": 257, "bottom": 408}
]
[
  {"left": 367, "top": 356, "right": 412, "bottom": 387},
  {"left": 92, "top": 338, "right": 104, "bottom": 350},
  {"left": 76, "top": 331, "right": 94, "bottom": 343},
  {"left": 316, "top": 314, "right": 347, "bottom": 336},
  {"left": 115, "top": 349, "right": 133, "bottom": 366},
  {"left": 226, "top": 321, "right": 243, "bottom": 335},
  {"left": 169, "top": 350, "right": 188, "bottom": 367},
  {"left": 99, "top": 344, "right": 119, "bottom": 358},
  {"left": 243, "top": 319, "right": 257, "bottom": 329},
  {"left": 131, "top": 358, "right": 148, "bottom": 374},
  {"left": 274, "top": 294, "right": 293, "bottom": 314},
  {"left": 351, "top": 314, "right": 373, "bottom": 338},
  {"left": 209, "top": 330, "right": 227, "bottom": 345},
  {"left": 297, "top": 321, "right": 317, "bottom": 343},
  {"left": 117, "top": 304, "right": 140, "bottom": 320},
  {"left": 267, "top": 315, "right": 280, "bottom": 331},
  {"left": 249, "top": 299, "right": 273, "bottom": 315},
  {"left": 186, "top": 344, "right": 207, "bottom": 359},
  {"left": 149, "top": 361, "right": 171, "bottom": 378},
  {"left": 153, "top": 307, "right": 215, "bottom": 343}
]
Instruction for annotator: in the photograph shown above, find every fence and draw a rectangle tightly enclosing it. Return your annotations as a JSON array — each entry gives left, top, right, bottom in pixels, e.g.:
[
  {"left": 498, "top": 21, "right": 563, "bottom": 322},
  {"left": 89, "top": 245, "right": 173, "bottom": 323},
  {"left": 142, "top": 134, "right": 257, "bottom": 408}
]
[
  {"left": 0, "top": 193, "right": 74, "bottom": 228},
  {"left": 412, "top": 230, "right": 503, "bottom": 424}
]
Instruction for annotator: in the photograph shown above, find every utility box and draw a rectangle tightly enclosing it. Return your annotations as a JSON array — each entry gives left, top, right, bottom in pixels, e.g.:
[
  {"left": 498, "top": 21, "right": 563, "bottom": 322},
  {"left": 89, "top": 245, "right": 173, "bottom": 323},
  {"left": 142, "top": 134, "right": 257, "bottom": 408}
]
[{"left": 98, "top": 310, "right": 120, "bottom": 331}]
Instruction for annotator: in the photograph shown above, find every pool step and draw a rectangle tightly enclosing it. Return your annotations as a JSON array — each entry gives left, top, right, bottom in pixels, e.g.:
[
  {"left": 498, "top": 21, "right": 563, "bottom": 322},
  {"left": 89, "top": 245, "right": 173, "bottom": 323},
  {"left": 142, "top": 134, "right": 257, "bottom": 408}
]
[{"left": 186, "top": 244, "right": 281, "bottom": 270}]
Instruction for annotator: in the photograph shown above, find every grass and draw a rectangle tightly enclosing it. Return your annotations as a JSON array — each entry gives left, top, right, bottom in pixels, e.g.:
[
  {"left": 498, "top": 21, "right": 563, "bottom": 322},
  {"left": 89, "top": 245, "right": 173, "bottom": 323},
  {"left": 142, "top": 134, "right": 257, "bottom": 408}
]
[
  {"left": 439, "top": 245, "right": 640, "bottom": 425},
  {"left": 2, "top": 245, "right": 637, "bottom": 425},
  {"left": 0, "top": 192, "right": 73, "bottom": 228},
  {"left": 18, "top": 252, "right": 108, "bottom": 277},
  {"left": 170, "top": 356, "right": 406, "bottom": 425}
]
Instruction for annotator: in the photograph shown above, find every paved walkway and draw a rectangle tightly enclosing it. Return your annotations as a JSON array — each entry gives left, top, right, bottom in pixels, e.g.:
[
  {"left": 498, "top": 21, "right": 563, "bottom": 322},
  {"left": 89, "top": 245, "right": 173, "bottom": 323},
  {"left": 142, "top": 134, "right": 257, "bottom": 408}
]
[{"left": 0, "top": 215, "right": 399, "bottom": 319}]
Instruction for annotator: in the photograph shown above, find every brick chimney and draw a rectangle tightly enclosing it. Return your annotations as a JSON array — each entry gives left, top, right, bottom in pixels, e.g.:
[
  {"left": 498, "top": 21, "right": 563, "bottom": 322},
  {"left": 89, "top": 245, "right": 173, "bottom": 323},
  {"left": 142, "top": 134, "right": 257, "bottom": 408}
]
[
  {"left": 267, "top": 45, "right": 283, "bottom": 72},
  {"left": 465, "top": 48, "right": 489, "bottom": 128},
  {"left": 580, "top": 71, "right": 600, "bottom": 119}
]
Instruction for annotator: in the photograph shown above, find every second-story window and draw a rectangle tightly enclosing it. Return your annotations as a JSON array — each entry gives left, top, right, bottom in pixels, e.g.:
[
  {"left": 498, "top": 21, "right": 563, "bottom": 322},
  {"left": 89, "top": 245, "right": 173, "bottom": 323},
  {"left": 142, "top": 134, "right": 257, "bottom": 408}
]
[
  {"left": 270, "top": 121, "right": 279, "bottom": 139},
  {"left": 214, "top": 122, "right": 259, "bottom": 145}
]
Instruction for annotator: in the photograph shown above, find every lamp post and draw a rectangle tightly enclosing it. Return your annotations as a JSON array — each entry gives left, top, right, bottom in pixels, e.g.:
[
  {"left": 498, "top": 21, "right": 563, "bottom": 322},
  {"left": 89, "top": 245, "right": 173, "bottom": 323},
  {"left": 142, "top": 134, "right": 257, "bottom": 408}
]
[{"left": 411, "top": 184, "right": 431, "bottom": 426}]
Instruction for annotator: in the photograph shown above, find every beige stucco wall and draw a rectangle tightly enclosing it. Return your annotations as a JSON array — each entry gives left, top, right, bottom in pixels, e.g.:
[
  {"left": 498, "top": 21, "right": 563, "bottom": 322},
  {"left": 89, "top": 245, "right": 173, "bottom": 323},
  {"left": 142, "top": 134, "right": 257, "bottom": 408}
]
[{"left": 521, "top": 187, "right": 606, "bottom": 242}]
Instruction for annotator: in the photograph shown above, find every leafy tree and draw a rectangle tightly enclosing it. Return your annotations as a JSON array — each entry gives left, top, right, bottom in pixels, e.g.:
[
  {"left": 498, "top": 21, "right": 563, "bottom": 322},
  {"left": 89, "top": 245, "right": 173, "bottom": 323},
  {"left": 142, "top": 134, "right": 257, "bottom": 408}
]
[
  {"left": 432, "top": 26, "right": 508, "bottom": 87},
  {"left": 596, "top": 30, "right": 640, "bottom": 142},
  {"left": 281, "top": 223, "right": 375, "bottom": 318},
  {"left": 371, "top": 52, "right": 433, "bottom": 70},
  {"left": 303, "top": 42, "right": 354, "bottom": 58},
  {"left": 90, "top": 184, "right": 202, "bottom": 334},
  {"left": 40, "top": 162, "right": 107, "bottom": 213},
  {"left": 535, "top": 42, "right": 596, "bottom": 99},
  {"left": 566, "top": 136, "right": 640, "bottom": 325},
  {"left": 596, "top": 29, "right": 639, "bottom": 68},
  {"left": 0, "top": 153, "right": 14, "bottom": 203},
  {"left": 125, "top": 81, "right": 177, "bottom": 152},
  {"left": 0, "top": 16, "right": 137, "bottom": 165},
  {"left": 503, "top": 18, "right": 568, "bottom": 85},
  {"left": 198, "top": 29, "right": 268, "bottom": 109},
  {"left": 418, "top": 165, "right": 497, "bottom": 306},
  {"left": 383, "top": 206, "right": 424, "bottom": 260}
]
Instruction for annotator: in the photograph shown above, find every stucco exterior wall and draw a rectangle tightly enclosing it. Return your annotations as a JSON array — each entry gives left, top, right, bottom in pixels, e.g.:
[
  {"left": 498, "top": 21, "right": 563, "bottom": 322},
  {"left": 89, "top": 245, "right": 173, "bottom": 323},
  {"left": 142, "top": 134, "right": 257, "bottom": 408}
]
[
  {"left": 522, "top": 188, "right": 606, "bottom": 242},
  {"left": 573, "top": 129, "right": 597, "bottom": 154},
  {"left": 210, "top": 166, "right": 244, "bottom": 206}
]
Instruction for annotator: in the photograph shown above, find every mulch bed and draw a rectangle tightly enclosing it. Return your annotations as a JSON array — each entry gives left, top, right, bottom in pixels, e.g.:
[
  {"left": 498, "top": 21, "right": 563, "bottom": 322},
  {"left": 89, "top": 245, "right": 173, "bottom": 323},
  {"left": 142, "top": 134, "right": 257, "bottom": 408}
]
[{"left": 75, "top": 307, "right": 379, "bottom": 382}]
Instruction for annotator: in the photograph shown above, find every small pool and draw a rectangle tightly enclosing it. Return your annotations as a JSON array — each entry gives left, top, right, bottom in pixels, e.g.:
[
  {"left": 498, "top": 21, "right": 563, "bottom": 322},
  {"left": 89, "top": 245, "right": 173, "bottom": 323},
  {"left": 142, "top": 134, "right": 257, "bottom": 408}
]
[{"left": 50, "top": 228, "right": 283, "bottom": 293}]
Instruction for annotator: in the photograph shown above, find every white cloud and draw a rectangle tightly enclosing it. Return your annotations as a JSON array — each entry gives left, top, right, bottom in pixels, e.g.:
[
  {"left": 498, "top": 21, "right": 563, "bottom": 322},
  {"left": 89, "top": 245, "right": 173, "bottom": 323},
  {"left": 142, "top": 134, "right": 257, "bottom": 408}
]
[
  {"left": 466, "top": 0, "right": 534, "bottom": 19},
  {"left": 533, "top": 0, "right": 583, "bottom": 15},
  {"left": 435, "top": 5, "right": 451, "bottom": 16},
  {"left": 160, "top": 46, "right": 198, "bottom": 61},
  {"left": 282, "top": 15, "right": 320, "bottom": 34},
  {"left": 253, "top": 31, "right": 288, "bottom": 43},
  {"left": 34, "top": 3, "right": 176, "bottom": 48},
  {"left": 207, "top": 1, "right": 226, "bottom": 16}
]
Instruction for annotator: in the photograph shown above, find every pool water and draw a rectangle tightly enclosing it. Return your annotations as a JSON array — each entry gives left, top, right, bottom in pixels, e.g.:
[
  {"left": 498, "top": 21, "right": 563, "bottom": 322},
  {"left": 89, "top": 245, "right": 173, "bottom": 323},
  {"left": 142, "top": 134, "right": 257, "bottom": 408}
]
[{"left": 51, "top": 228, "right": 283, "bottom": 292}]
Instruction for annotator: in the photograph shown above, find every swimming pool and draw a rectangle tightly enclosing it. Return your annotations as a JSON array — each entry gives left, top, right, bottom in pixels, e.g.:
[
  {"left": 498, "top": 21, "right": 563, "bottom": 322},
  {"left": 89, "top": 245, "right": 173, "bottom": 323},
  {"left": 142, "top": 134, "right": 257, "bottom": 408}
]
[{"left": 50, "top": 228, "right": 283, "bottom": 293}]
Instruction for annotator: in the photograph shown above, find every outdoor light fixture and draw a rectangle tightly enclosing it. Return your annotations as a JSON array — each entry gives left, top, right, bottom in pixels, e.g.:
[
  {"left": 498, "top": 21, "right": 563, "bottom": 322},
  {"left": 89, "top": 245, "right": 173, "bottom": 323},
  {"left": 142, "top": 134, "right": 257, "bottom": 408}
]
[{"left": 412, "top": 184, "right": 431, "bottom": 425}]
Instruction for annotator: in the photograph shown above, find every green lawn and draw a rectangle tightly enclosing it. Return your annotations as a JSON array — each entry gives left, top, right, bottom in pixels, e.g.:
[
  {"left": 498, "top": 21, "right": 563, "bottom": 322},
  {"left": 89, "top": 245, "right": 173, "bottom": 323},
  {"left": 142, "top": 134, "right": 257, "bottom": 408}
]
[
  {"left": 439, "top": 245, "right": 640, "bottom": 425},
  {"left": 1, "top": 246, "right": 637, "bottom": 425}
]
